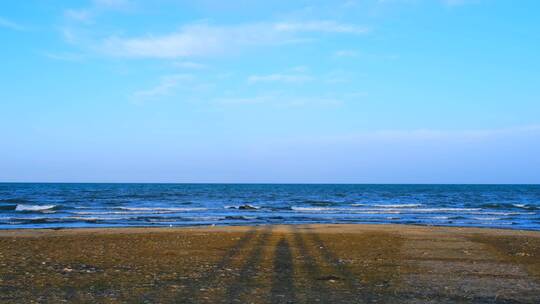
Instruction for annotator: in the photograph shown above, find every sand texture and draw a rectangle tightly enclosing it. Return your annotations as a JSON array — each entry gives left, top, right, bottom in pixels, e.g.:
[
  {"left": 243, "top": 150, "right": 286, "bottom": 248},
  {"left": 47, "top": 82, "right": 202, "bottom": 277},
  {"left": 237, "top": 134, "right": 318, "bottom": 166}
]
[{"left": 1, "top": 224, "right": 540, "bottom": 303}]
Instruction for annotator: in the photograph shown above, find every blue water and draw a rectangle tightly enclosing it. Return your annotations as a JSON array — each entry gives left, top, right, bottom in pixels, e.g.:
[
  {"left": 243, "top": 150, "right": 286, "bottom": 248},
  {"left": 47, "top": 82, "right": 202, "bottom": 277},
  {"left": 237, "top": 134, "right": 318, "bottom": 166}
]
[{"left": 0, "top": 183, "right": 539, "bottom": 230}]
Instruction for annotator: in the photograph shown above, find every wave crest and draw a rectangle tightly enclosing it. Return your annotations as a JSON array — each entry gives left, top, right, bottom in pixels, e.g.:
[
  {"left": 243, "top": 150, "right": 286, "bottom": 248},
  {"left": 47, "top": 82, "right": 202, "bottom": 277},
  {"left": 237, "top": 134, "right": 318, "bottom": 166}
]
[{"left": 15, "top": 204, "right": 57, "bottom": 212}]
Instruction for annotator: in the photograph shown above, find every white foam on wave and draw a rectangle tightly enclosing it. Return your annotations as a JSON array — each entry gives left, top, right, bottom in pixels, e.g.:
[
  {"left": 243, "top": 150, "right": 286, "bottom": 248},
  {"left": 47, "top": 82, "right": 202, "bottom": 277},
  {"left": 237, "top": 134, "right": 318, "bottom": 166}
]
[
  {"left": 512, "top": 204, "right": 537, "bottom": 210},
  {"left": 64, "top": 216, "right": 120, "bottom": 221},
  {"left": 3, "top": 216, "right": 46, "bottom": 220},
  {"left": 373, "top": 204, "right": 422, "bottom": 208},
  {"left": 470, "top": 211, "right": 534, "bottom": 216},
  {"left": 115, "top": 207, "right": 207, "bottom": 212},
  {"left": 15, "top": 204, "right": 56, "bottom": 212},
  {"left": 291, "top": 206, "right": 343, "bottom": 211},
  {"left": 430, "top": 216, "right": 449, "bottom": 220},
  {"left": 183, "top": 216, "right": 224, "bottom": 221},
  {"left": 74, "top": 211, "right": 140, "bottom": 215},
  {"left": 416, "top": 208, "right": 480, "bottom": 212},
  {"left": 292, "top": 206, "right": 484, "bottom": 213},
  {"left": 5, "top": 216, "right": 132, "bottom": 222},
  {"left": 291, "top": 207, "right": 401, "bottom": 214},
  {"left": 74, "top": 208, "right": 207, "bottom": 215},
  {"left": 473, "top": 217, "right": 501, "bottom": 221}
]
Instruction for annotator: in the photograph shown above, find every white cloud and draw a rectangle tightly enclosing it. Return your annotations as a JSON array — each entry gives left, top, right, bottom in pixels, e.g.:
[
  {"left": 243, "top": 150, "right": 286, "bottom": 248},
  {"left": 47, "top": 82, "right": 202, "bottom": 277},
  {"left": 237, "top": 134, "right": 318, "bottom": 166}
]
[
  {"left": 247, "top": 73, "right": 313, "bottom": 84},
  {"left": 325, "top": 77, "right": 349, "bottom": 84},
  {"left": 101, "top": 24, "right": 246, "bottom": 58},
  {"left": 44, "top": 52, "right": 86, "bottom": 62},
  {"left": 64, "top": 0, "right": 131, "bottom": 22},
  {"left": 98, "top": 20, "right": 368, "bottom": 59},
  {"left": 334, "top": 49, "right": 359, "bottom": 57},
  {"left": 315, "top": 125, "right": 540, "bottom": 143},
  {"left": 64, "top": 9, "right": 93, "bottom": 22},
  {"left": 0, "top": 17, "right": 25, "bottom": 31},
  {"left": 342, "top": 0, "right": 359, "bottom": 8},
  {"left": 273, "top": 20, "right": 369, "bottom": 34},
  {"left": 173, "top": 61, "right": 208, "bottom": 70},
  {"left": 286, "top": 97, "right": 343, "bottom": 107},
  {"left": 93, "top": 0, "right": 131, "bottom": 9},
  {"left": 290, "top": 66, "right": 309, "bottom": 73},
  {"left": 214, "top": 96, "right": 272, "bottom": 105},
  {"left": 214, "top": 93, "right": 343, "bottom": 107},
  {"left": 324, "top": 70, "right": 355, "bottom": 84},
  {"left": 442, "top": 0, "right": 469, "bottom": 6},
  {"left": 131, "top": 74, "right": 193, "bottom": 102},
  {"left": 60, "top": 27, "right": 80, "bottom": 44},
  {"left": 378, "top": 0, "right": 474, "bottom": 6}
]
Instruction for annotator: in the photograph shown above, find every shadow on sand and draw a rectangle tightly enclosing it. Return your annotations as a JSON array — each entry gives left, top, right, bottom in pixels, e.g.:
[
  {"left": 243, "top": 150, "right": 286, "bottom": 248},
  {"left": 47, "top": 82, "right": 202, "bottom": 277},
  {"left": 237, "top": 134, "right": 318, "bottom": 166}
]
[
  {"left": 224, "top": 226, "right": 273, "bottom": 302},
  {"left": 270, "top": 238, "right": 296, "bottom": 304},
  {"left": 175, "top": 227, "right": 259, "bottom": 303},
  {"left": 177, "top": 225, "right": 398, "bottom": 303}
]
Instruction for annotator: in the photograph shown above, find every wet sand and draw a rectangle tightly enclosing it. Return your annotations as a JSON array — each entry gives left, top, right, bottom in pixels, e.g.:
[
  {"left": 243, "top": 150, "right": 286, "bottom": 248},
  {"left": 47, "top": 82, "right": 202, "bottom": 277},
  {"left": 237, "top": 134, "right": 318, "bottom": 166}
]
[{"left": 1, "top": 224, "right": 540, "bottom": 303}]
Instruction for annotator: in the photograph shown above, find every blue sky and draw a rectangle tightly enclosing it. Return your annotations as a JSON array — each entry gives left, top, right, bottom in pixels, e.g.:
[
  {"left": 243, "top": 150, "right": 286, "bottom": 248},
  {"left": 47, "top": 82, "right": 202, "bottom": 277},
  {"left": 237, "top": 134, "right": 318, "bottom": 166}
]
[{"left": 1, "top": 0, "right": 539, "bottom": 183}]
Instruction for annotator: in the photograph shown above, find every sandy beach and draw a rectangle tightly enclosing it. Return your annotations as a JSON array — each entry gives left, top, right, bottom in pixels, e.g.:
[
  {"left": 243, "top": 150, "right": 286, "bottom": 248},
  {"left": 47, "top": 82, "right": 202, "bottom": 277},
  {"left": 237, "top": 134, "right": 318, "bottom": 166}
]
[{"left": 1, "top": 224, "right": 539, "bottom": 303}]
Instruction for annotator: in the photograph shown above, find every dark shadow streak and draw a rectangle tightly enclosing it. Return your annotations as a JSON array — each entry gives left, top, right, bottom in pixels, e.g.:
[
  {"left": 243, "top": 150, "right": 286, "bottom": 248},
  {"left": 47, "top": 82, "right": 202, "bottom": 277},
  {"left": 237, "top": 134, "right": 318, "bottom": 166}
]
[
  {"left": 175, "top": 228, "right": 258, "bottom": 303},
  {"left": 308, "top": 232, "right": 363, "bottom": 287},
  {"left": 224, "top": 226, "right": 273, "bottom": 303},
  {"left": 290, "top": 226, "right": 333, "bottom": 303},
  {"left": 307, "top": 230, "right": 377, "bottom": 302},
  {"left": 394, "top": 291, "right": 528, "bottom": 304},
  {"left": 270, "top": 238, "right": 296, "bottom": 304}
]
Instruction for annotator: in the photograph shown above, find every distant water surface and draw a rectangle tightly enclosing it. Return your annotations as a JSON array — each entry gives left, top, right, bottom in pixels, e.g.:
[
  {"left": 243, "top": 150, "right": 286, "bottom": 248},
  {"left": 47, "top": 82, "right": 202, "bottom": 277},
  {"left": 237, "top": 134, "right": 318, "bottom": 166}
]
[{"left": 0, "top": 183, "right": 539, "bottom": 230}]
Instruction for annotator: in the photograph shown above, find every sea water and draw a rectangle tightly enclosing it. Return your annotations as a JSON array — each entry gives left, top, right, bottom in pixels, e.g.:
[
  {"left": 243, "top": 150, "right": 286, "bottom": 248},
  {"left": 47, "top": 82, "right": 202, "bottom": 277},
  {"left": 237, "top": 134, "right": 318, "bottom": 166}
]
[{"left": 0, "top": 183, "right": 539, "bottom": 230}]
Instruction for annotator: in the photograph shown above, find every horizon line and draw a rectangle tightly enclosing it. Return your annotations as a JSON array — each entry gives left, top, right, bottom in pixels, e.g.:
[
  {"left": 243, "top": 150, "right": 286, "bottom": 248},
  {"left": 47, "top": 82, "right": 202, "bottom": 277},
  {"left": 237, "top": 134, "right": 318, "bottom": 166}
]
[{"left": 0, "top": 181, "right": 538, "bottom": 186}]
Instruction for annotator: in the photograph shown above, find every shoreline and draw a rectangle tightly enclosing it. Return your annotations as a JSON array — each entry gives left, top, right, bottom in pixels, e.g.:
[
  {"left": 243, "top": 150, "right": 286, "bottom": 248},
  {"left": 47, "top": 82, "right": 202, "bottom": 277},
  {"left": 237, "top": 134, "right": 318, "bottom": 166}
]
[
  {"left": 2, "top": 224, "right": 540, "bottom": 303},
  {"left": 1, "top": 222, "right": 540, "bottom": 237}
]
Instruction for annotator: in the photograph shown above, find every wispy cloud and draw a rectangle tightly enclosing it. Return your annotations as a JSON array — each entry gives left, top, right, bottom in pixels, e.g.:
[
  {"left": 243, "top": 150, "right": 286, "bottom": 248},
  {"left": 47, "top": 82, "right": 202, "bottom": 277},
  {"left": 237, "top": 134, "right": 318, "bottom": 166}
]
[
  {"left": 93, "top": 0, "right": 131, "bottom": 9},
  {"left": 43, "top": 52, "right": 86, "bottom": 62},
  {"left": 173, "top": 61, "right": 208, "bottom": 70},
  {"left": 442, "top": 0, "right": 471, "bottom": 6},
  {"left": 214, "top": 95, "right": 272, "bottom": 106},
  {"left": 378, "top": 0, "right": 474, "bottom": 7},
  {"left": 247, "top": 73, "right": 313, "bottom": 84},
  {"left": 98, "top": 20, "right": 368, "bottom": 59},
  {"left": 290, "top": 66, "right": 309, "bottom": 73},
  {"left": 131, "top": 74, "right": 193, "bottom": 102},
  {"left": 64, "top": 0, "right": 132, "bottom": 23},
  {"left": 273, "top": 20, "right": 369, "bottom": 34},
  {"left": 334, "top": 49, "right": 359, "bottom": 57},
  {"left": 0, "top": 17, "right": 25, "bottom": 31},
  {"left": 64, "top": 9, "right": 93, "bottom": 23},
  {"left": 214, "top": 93, "right": 343, "bottom": 107},
  {"left": 314, "top": 125, "right": 540, "bottom": 143},
  {"left": 324, "top": 70, "right": 355, "bottom": 84},
  {"left": 342, "top": 0, "right": 359, "bottom": 8}
]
